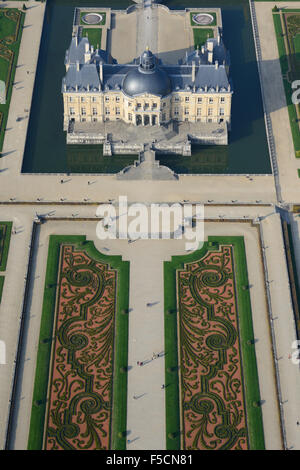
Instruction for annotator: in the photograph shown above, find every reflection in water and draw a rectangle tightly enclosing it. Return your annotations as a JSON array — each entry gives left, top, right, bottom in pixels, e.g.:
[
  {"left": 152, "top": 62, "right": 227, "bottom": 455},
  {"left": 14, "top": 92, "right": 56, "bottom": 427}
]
[
  {"left": 157, "top": 145, "right": 229, "bottom": 174},
  {"left": 66, "top": 144, "right": 136, "bottom": 173},
  {"left": 21, "top": 0, "right": 271, "bottom": 175}
]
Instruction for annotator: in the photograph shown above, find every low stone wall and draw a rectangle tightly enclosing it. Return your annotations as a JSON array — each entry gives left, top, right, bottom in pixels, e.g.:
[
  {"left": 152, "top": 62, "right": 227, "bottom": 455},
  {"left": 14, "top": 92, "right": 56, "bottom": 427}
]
[
  {"left": 104, "top": 141, "right": 144, "bottom": 155},
  {"left": 154, "top": 141, "right": 191, "bottom": 156},
  {"left": 66, "top": 133, "right": 105, "bottom": 145},
  {"left": 189, "top": 133, "right": 228, "bottom": 145}
]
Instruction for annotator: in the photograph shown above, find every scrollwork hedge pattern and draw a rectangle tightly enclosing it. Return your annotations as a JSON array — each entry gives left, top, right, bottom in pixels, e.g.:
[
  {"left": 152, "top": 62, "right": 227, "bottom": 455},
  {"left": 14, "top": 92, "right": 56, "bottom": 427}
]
[
  {"left": 177, "top": 245, "right": 248, "bottom": 450},
  {"left": 44, "top": 245, "right": 117, "bottom": 450}
]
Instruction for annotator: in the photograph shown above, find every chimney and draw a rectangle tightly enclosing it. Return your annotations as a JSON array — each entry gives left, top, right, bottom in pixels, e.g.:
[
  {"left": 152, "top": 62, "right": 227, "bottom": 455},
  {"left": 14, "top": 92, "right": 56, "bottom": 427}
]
[
  {"left": 76, "top": 60, "right": 80, "bottom": 72},
  {"left": 192, "top": 61, "right": 196, "bottom": 82},
  {"left": 84, "top": 51, "right": 91, "bottom": 63},
  {"left": 217, "top": 34, "right": 221, "bottom": 45},
  {"left": 100, "top": 61, "right": 103, "bottom": 83}
]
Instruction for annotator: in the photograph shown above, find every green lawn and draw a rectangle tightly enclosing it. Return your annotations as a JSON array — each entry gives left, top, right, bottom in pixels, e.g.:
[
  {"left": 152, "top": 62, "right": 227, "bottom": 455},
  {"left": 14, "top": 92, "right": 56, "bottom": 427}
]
[
  {"left": 0, "top": 221, "right": 12, "bottom": 271},
  {"left": 164, "top": 236, "right": 265, "bottom": 450},
  {"left": 193, "top": 28, "right": 214, "bottom": 49},
  {"left": 27, "top": 235, "right": 130, "bottom": 450},
  {"left": 0, "top": 9, "right": 25, "bottom": 153},
  {"left": 80, "top": 11, "right": 106, "bottom": 26},
  {"left": 82, "top": 27, "right": 102, "bottom": 50},
  {"left": 190, "top": 12, "right": 216, "bottom": 27},
  {"left": 273, "top": 13, "right": 300, "bottom": 157}
]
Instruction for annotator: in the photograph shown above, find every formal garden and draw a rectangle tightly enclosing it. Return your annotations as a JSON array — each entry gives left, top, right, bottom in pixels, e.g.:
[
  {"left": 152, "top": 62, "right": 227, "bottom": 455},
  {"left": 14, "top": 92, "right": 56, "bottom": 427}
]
[
  {"left": 0, "top": 8, "right": 25, "bottom": 153},
  {"left": 28, "top": 236, "right": 129, "bottom": 450},
  {"left": 164, "top": 237, "right": 264, "bottom": 450},
  {"left": 273, "top": 7, "right": 300, "bottom": 162}
]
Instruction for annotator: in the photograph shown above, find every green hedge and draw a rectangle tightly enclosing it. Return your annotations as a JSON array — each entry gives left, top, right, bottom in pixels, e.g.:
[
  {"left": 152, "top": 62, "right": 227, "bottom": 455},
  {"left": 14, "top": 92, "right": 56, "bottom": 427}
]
[
  {"left": 0, "top": 276, "right": 5, "bottom": 303},
  {"left": 164, "top": 236, "right": 265, "bottom": 450},
  {"left": 27, "top": 235, "right": 129, "bottom": 450},
  {"left": 0, "top": 10, "right": 25, "bottom": 153},
  {"left": 0, "top": 221, "right": 12, "bottom": 271}
]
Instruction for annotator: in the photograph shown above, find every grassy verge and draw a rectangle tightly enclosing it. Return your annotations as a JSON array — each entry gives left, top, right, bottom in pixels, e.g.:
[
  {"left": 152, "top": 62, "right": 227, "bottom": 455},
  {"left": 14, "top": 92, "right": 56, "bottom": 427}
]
[
  {"left": 0, "top": 221, "right": 12, "bottom": 271},
  {"left": 0, "top": 276, "right": 4, "bottom": 303},
  {"left": 82, "top": 28, "right": 102, "bottom": 50},
  {"left": 27, "top": 235, "right": 129, "bottom": 450},
  {"left": 164, "top": 236, "right": 265, "bottom": 450},
  {"left": 193, "top": 28, "right": 214, "bottom": 48},
  {"left": 273, "top": 13, "right": 300, "bottom": 156},
  {"left": 0, "top": 9, "right": 25, "bottom": 153}
]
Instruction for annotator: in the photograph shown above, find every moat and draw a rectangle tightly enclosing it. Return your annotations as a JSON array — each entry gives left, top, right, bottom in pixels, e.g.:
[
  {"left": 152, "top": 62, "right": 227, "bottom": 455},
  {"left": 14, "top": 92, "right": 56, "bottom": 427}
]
[{"left": 21, "top": 0, "right": 271, "bottom": 175}]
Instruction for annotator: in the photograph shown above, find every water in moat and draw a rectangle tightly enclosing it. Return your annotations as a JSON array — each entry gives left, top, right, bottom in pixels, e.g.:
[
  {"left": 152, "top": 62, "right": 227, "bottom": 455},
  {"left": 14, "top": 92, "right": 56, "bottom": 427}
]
[{"left": 21, "top": 0, "right": 272, "bottom": 174}]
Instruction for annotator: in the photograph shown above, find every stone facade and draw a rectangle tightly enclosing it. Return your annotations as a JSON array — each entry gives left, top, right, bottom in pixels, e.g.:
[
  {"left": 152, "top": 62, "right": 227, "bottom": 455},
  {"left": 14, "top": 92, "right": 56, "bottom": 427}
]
[{"left": 62, "top": 4, "right": 233, "bottom": 145}]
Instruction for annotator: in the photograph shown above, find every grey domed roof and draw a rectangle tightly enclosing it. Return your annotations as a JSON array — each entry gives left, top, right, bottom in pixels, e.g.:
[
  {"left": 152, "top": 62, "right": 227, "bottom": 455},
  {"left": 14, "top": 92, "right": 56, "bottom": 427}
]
[{"left": 122, "top": 49, "right": 172, "bottom": 97}]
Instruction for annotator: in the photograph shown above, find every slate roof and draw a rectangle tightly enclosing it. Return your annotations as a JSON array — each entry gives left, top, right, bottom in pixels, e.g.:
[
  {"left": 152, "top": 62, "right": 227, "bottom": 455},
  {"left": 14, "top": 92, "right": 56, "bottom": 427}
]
[{"left": 62, "top": 36, "right": 232, "bottom": 94}]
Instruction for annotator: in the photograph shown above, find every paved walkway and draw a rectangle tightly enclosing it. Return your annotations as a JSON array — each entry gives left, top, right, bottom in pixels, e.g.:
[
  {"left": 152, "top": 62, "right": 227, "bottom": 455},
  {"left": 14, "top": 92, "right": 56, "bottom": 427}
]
[
  {"left": 260, "top": 212, "right": 300, "bottom": 449},
  {"left": 136, "top": 0, "right": 158, "bottom": 56},
  {"left": 254, "top": 1, "right": 300, "bottom": 203}
]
